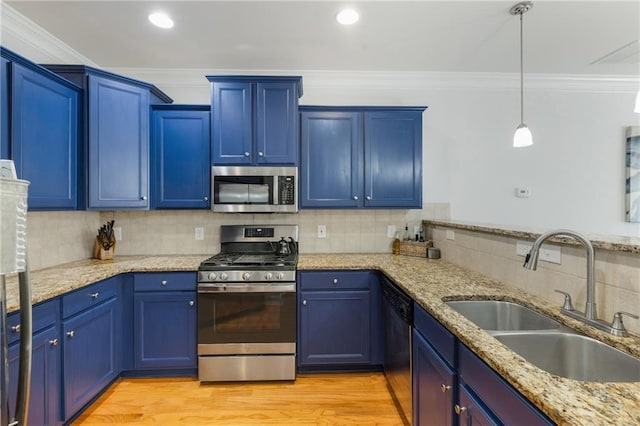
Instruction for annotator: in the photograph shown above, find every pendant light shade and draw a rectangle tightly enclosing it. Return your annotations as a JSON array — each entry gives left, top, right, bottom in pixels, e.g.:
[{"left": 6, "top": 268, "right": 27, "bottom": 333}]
[{"left": 511, "top": 1, "right": 533, "bottom": 148}]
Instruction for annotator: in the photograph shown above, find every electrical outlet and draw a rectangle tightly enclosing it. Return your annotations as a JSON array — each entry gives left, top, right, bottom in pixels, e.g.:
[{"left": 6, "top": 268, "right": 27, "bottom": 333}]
[
  {"left": 195, "top": 227, "right": 204, "bottom": 241},
  {"left": 387, "top": 225, "right": 396, "bottom": 238},
  {"left": 445, "top": 230, "right": 455, "bottom": 240},
  {"left": 516, "top": 241, "right": 562, "bottom": 264},
  {"left": 317, "top": 225, "right": 327, "bottom": 238},
  {"left": 113, "top": 227, "right": 122, "bottom": 241}
]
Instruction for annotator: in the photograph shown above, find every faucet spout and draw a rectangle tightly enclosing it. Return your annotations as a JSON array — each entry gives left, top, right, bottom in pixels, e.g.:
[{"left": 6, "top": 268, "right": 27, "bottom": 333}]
[{"left": 524, "top": 229, "right": 596, "bottom": 320}]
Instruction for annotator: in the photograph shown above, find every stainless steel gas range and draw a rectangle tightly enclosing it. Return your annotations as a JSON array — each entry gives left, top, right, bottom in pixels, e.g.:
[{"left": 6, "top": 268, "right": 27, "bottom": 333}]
[{"left": 197, "top": 224, "right": 298, "bottom": 382}]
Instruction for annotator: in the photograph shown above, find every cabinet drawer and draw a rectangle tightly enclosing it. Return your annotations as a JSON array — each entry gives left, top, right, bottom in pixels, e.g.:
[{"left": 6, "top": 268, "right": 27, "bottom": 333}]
[
  {"left": 299, "top": 270, "right": 371, "bottom": 290},
  {"left": 414, "top": 302, "right": 455, "bottom": 367},
  {"left": 134, "top": 272, "right": 196, "bottom": 292},
  {"left": 62, "top": 277, "right": 119, "bottom": 319},
  {"left": 7, "top": 298, "right": 59, "bottom": 345},
  {"left": 458, "top": 343, "right": 554, "bottom": 425}
]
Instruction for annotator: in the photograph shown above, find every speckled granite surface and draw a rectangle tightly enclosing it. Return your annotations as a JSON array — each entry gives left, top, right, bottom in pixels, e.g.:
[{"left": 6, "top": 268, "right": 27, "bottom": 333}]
[
  {"left": 4, "top": 253, "right": 639, "bottom": 425},
  {"left": 424, "top": 219, "right": 640, "bottom": 254},
  {"left": 298, "top": 254, "right": 640, "bottom": 426}
]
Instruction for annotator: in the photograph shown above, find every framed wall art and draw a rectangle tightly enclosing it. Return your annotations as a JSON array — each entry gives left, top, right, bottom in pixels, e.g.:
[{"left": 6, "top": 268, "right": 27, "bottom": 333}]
[{"left": 626, "top": 126, "right": 640, "bottom": 222}]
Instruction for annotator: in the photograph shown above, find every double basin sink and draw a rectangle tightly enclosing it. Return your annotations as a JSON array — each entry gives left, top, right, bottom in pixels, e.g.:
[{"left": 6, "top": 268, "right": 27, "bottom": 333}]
[{"left": 445, "top": 300, "right": 640, "bottom": 383}]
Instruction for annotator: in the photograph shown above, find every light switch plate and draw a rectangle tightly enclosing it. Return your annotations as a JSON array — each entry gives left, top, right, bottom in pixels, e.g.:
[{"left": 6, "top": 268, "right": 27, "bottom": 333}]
[
  {"left": 195, "top": 227, "right": 204, "bottom": 241},
  {"left": 387, "top": 225, "right": 396, "bottom": 238},
  {"left": 113, "top": 227, "right": 122, "bottom": 241},
  {"left": 445, "top": 230, "right": 455, "bottom": 240}
]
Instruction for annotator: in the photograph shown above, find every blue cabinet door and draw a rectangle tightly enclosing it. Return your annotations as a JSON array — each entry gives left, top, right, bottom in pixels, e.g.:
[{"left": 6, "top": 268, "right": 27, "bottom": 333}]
[
  {"left": 62, "top": 297, "right": 119, "bottom": 419},
  {"left": 88, "top": 75, "right": 149, "bottom": 209},
  {"left": 413, "top": 329, "right": 456, "bottom": 426},
  {"left": 255, "top": 81, "right": 298, "bottom": 164},
  {"left": 151, "top": 106, "right": 210, "bottom": 209},
  {"left": 1, "top": 57, "right": 9, "bottom": 159},
  {"left": 298, "top": 290, "right": 371, "bottom": 366},
  {"left": 364, "top": 110, "right": 422, "bottom": 208},
  {"left": 300, "top": 110, "right": 362, "bottom": 208},
  {"left": 133, "top": 292, "right": 197, "bottom": 370},
  {"left": 457, "top": 386, "right": 499, "bottom": 426},
  {"left": 211, "top": 81, "right": 252, "bottom": 165},
  {"left": 11, "top": 62, "right": 79, "bottom": 209},
  {"left": 8, "top": 325, "right": 61, "bottom": 426}
]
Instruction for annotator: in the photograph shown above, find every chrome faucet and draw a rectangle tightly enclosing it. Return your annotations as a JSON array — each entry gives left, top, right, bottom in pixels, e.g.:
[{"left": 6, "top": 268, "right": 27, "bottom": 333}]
[{"left": 523, "top": 229, "right": 638, "bottom": 337}]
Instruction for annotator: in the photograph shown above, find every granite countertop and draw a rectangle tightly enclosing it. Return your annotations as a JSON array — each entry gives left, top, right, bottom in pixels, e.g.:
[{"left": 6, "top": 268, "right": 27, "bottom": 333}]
[
  {"left": 4, "top": 253, "right": 639, "bottom": 425},
  {"left": 423, "top": 219, "right": 640, "bottom": 254}
]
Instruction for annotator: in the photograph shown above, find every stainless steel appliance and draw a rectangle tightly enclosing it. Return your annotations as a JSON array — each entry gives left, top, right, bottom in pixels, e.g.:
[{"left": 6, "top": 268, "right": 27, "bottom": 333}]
[
  {"left": 382, "top": 275, "right": 413, "bottom": 425},
  {"left": 1, "top": 161, "right": 32, "bottom": 426},
  {"left": 211, "top": 166, "right": 298, "bottom": 213},
  {"left": 197, "top": 225, "right": 298, "bottom": 382}
]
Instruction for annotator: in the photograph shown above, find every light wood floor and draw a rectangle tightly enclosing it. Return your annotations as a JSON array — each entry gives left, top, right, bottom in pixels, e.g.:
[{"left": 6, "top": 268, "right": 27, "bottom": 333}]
[{"left": 72, "top": 373, "right": 406, "bottom": 425}]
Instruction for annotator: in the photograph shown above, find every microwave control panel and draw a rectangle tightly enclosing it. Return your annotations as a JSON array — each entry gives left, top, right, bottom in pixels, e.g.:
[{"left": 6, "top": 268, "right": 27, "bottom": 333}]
[{"left": 278, "top": 176, "right": 295, "bottom": 205}]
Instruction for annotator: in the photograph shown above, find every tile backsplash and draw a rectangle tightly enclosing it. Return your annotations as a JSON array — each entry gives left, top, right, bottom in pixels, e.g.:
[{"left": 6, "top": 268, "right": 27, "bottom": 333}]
[{"left": 429, "top": 226, "right": 640, "bottom": 335}]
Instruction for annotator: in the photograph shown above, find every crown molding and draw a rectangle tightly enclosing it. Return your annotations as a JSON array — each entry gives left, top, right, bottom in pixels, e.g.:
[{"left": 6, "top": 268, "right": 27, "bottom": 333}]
[
  {"left": 111, "top": 67, "right": 639, "bottom": 94},
  {"left": 0, "top": 3, "right": 97, "bottom": 66}
]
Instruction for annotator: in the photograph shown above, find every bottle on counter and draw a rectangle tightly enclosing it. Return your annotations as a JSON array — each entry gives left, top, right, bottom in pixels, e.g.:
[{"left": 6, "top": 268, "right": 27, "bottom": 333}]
[
  {"left": 403, "top": 224, "right": 410, "bottom": 241},
  {"left": 392, "top": 232, "right": 401, "bottom": 254}
]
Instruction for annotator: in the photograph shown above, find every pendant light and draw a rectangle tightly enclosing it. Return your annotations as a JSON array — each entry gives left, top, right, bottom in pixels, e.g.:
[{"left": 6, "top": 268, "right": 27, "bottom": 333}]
[{"left": 510, "top": 1, "right": 533, "bottom": 147}]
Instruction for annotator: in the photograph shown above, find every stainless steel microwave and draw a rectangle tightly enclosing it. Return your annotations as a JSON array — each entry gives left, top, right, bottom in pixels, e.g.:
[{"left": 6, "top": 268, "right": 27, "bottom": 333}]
[{"left": 211, "top": 166, "right": 298, "bottom": 213}]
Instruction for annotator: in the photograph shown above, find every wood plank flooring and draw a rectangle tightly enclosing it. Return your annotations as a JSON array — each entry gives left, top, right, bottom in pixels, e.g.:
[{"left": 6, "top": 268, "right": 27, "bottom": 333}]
[{"left": 72, "top": 373, "right": 406, "bottom": 425}]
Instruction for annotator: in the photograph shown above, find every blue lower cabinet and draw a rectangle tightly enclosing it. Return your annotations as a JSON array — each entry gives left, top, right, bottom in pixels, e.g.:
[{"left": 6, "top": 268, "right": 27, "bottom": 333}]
[
  {"left": 457, "top": 385, "right": 500, "bottom": 426},
  {"left": 133, "top": 292, "right": 197, "bottom": 370},
  {"left": 8, "top": 325, "right": 61, "bottom": 425},
  {"left": 412, "top": 329, "right": 456, "bottom": 426},
  {"left": 298, "top": 270, "right": 382, "bottom": 370},
  {"left": 62, "top": 296, "right": 120, "bottom": 420}
]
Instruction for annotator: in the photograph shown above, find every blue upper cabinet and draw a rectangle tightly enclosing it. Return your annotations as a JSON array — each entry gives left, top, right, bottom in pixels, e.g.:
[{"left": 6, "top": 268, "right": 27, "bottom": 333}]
[
  {"left": 364, "top": 110, "right": 423, "bottom": 208},
  {"left": 44, "top": 65, "right": 172, "bottom": 210},
  {"left": 300, "top": 109, "right": 362, "bottom": 208},
  {"left": 300, "top": 106, "right": 426, "bottom": 209},
  {"left": 8, "top": 55, "right": 80, "bottom": 210},
  {"left": 1, "top": 56, "right": 9, "bottom": 159},
  {"left": 151, "top": 105, "right": 211, "bottom": 209},
  {"left": 207, "top": 76, "right": 302, "bottom": 165}
]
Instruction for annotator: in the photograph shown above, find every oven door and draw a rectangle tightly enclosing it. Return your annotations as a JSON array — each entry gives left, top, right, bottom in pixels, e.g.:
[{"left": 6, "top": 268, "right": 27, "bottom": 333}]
[{"left": 197, "top": 284, "right": 296, "bottom": 355}]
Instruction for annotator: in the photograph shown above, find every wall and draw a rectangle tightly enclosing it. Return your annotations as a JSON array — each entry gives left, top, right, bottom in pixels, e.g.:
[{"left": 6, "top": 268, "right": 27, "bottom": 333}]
[{"left": 429, "top": 225, "right": 640, "bottom": 335}]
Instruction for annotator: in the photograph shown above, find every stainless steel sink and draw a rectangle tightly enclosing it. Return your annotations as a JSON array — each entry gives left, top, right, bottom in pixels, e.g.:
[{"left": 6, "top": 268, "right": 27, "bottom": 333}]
[
  {"left": 493, "top": 331, "right": 640, "bottom": 382},
  {"left": 445, "top": 300, "right": 564, "bottom": 332}
]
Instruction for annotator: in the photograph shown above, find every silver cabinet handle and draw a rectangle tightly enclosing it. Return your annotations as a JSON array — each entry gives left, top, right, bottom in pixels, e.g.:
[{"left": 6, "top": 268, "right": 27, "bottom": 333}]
[
  {"left": 161, "top": 280, "right": 168, "bottom": 286},
  {"left": 244, "top": 152, "right": 250, "bottom": 157},
  {"left": 440, "top": 384, "right": 451, "bottom": 393},
  {"left": 454, "top": 405, "right": 467, "bottom": 415},
  {"left": 204, "top": 196, "right": 209, "bottom": 202},
  {"left": 332, "top": 278, "right": 338, "bottom": 286},
  {"left": 49, "top": 338, "right": 59, "bottom": 347},
  {"left": 353, "top": 195, "right": 358, "bottom": 200},
  {"left": 91, "top": 292, "right": 100, "bottom": 299},
  {"left": 141, "top": 196, "right": 147, "bottom": 201},
  {"left": 189, "top": 301, "right": 194, "bottom": 306},
  {"left": 366, "top": 195, "right": 371, "bottom": 200},
  {"left": 302, "top": 300, "right": 307, "bottom": 305},
  {"left": 258, "top": 151, "right": 264, "bottom": 157},
  {"left": 67, "top": 331, "right": 75, "bottom": 338},
  {"left": 11, "top": 324, "right": 20, "bottom": 333}
]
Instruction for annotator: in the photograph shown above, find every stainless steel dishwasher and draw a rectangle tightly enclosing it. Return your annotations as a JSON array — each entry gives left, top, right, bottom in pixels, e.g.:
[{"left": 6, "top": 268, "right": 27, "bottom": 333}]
[{"left": 382, "top": 276, "right": 413, "bottom": 425}]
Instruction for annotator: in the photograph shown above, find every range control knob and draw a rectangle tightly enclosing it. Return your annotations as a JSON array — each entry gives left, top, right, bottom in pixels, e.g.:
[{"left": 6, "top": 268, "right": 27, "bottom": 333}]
[
  {"left": 265, "top": 272, "right": 273, "bottom": 280},
  {"left": 242, "top": 272, "right": 252, "bottom": 281},
  {"left": 276, "top": 272, "right": 285, "bottom": 280},
  {"left": 208, "top": 272, "right": 217, "bottom": 281},
  {"left": 220, "top": 272, "right": 228, "bottom": 281}
]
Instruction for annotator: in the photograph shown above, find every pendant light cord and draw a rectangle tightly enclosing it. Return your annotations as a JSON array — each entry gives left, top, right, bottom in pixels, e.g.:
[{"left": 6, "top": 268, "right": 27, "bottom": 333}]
[{"left": 520, "top": 12, "right": 524, "bottom": 124}]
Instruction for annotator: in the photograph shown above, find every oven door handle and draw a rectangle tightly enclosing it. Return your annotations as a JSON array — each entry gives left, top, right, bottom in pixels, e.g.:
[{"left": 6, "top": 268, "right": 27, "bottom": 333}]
[{"left": 197, "top": 283, "right": 296, "bottom": 293}]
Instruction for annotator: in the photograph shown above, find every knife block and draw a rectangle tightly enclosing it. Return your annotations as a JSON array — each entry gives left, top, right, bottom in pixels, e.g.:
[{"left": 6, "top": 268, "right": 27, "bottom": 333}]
[{"left": 93, "top": 238, "right": 116, "bottom": 260}]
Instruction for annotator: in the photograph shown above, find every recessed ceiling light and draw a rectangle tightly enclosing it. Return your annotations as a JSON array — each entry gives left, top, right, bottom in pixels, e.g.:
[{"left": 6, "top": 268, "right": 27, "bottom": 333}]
[
  {"left": 148, "top": 12, "right": 174, "bottom": 29},
  {"left": 336, "top": 8, "right": 359, "bottom": 25}
]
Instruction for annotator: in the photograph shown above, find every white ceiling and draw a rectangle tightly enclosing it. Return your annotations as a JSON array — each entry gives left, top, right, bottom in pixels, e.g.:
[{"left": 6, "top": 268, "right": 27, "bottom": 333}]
[{"left": 4, "top": 0, "right": 640, "bottom": 75}]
